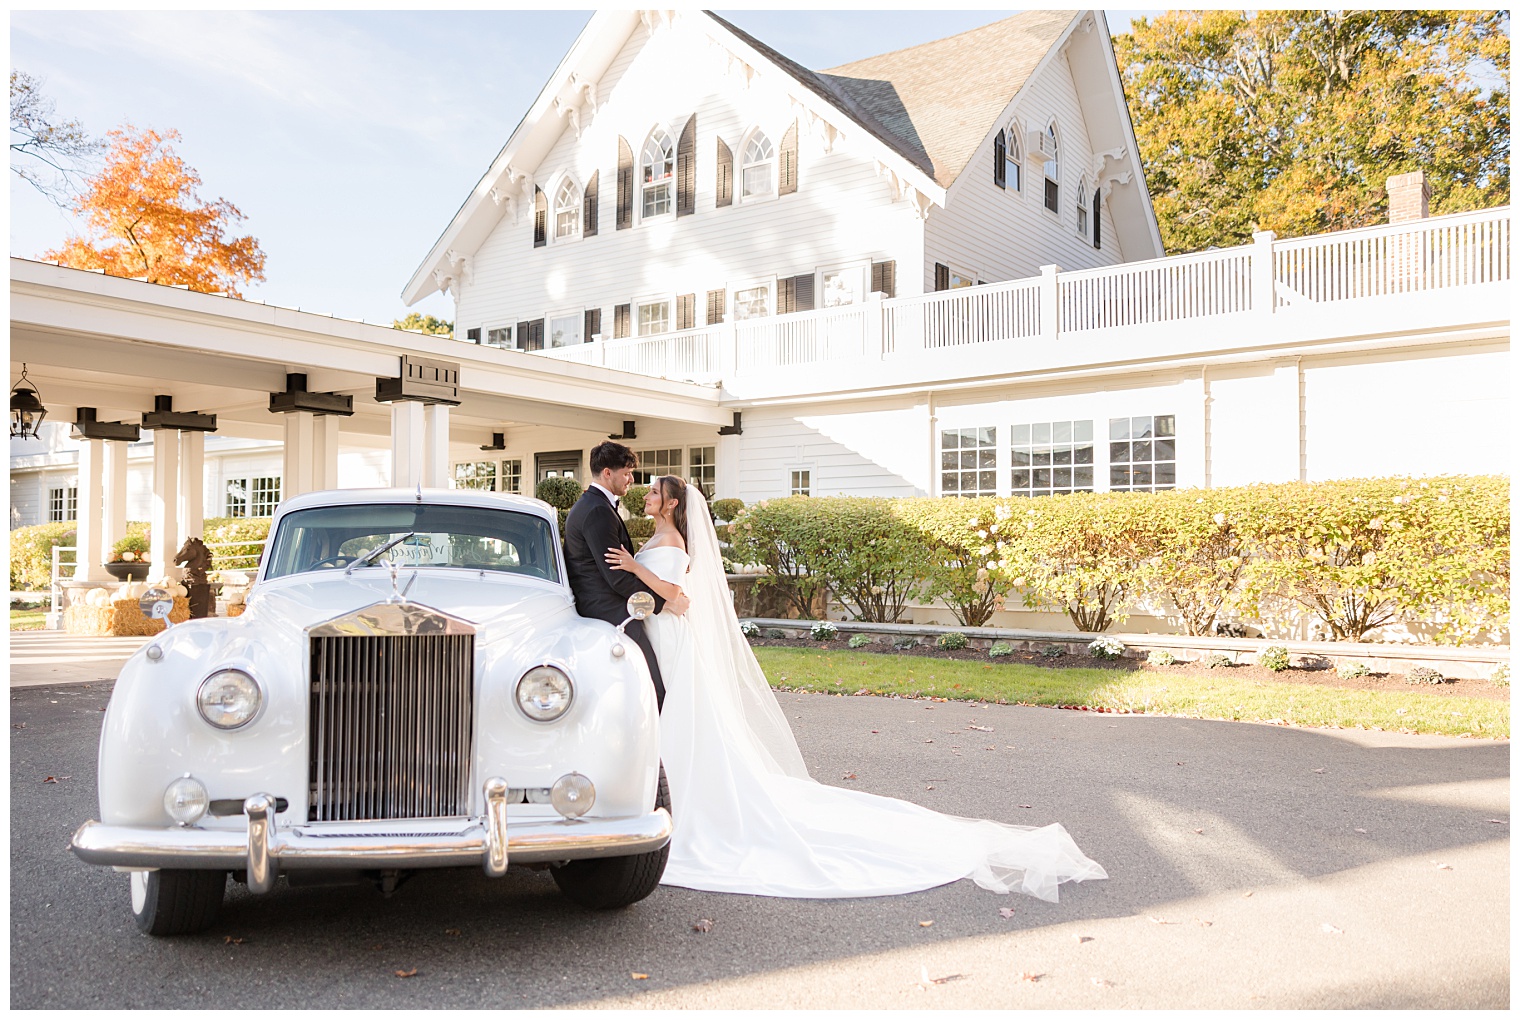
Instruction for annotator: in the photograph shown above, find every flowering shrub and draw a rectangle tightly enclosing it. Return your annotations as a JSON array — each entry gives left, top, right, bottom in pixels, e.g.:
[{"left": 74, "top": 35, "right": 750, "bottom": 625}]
[
  {"left": 1258, "top": 646, "right": 1291, "bottom": 672},
  {"left": 1088, "top": 636, "right": 1126, "bottom": 660},
  {"left": 988, "top": 641, "right": 1014, "bottom": 658},
  {"left": 711, "top": 498, "right": 745, "bottom": 523},
  {"left": 1147, "top": 649, "right": 1177, "bottom": 666},
  {"left": 1405, "top": 666, "right": 1449, "bottom": 685},
  {"left": 203, "top": 517, "right": 272, "bottom": 572},
  {"left": 111, "top": 528, "right": 150, "bottom": 562},
  {"left": 893, "top": 498, "right": 1013, "bottom": 627},
  {"left": 811, "top": 620, "right": 839, "bottom": 641},
  {"left": 847, "top": 633, "right": 872, "bottom": 649},
  {"left": 937, "top": 631, "right": 969, "bottom": 650},
  {"left": 1337, "top": 661, "right": 1371, "bottom": 679},
  {"left": 9, "top": 521, "right": 80, "bottom": 590},
  {"left": 1491, "top": 664, "right": 1510, "bottom": 687},
  {"left": 740, "top": 621, "right": 760, "bottom": 638}
]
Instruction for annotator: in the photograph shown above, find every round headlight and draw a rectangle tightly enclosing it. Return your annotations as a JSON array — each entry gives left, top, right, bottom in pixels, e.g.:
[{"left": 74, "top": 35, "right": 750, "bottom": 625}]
[
  {"left": 196, "top": 669, "right": 263, "bottom": 729},
  {"left": 551, "top": 772, "right": 596, "bottom": 819},
  {"left": 516, "top": 665, "right": 573, "bottom": 722},
  {"left": 163, "top": 775, "right": 209, "bottom": 826}
]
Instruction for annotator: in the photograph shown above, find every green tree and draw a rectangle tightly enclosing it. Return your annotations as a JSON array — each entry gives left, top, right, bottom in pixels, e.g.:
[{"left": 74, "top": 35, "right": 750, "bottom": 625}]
[
  {"left": 1116, "top": 11, "right": 1509, "bottom": 252},
  {"left": 393, "top": 313, "right": 453, "bottom": 337}
]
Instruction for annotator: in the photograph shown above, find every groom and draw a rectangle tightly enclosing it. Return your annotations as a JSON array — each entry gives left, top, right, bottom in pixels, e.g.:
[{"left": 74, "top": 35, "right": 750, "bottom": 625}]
[{"left": 563, "top": 441, "right": 688, "bottom": 710}]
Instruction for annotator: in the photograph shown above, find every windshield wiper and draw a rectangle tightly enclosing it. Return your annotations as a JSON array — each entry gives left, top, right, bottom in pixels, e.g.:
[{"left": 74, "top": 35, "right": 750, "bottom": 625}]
[{"left": 344, "top": 532, "right": 416, "bottom": 576}]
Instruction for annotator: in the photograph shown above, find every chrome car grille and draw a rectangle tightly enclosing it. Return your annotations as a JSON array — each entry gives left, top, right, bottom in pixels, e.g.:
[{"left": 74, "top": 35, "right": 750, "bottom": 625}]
[{"left": 308, "top": 634, "right": 474, "bottom": 822}]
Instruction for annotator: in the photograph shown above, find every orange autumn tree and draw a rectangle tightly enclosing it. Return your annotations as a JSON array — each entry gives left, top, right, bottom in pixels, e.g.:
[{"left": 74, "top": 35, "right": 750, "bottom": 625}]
[{"left": 44, "top": 126, "right": 266, "bottom": 297}]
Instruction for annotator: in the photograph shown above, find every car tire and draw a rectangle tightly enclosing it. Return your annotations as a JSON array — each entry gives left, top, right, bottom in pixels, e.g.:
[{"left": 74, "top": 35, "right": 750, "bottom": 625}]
[
  {"left": 130, "top": 868, "right": 228, "bottom": 936},
  {"left": 551, "top": 765, "right": 671, "bottom": 910}
]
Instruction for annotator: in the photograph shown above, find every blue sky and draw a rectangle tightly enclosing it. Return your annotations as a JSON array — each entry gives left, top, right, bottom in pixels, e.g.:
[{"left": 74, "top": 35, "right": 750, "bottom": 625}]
[{"left": 10, "top": 10, "right": 1155, "bottom": 325}]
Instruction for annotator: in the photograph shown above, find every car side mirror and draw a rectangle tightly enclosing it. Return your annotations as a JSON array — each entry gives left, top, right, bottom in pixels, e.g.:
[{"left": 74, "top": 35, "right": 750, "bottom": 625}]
[{"left": 625, "top": 591, "right": 655, "bottom": 621}]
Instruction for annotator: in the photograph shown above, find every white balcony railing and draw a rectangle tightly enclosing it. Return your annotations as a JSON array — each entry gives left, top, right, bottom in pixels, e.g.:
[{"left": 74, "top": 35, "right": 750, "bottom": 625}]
[{"left": 532, "top": 206, "right": 1510, "bottom": 387}]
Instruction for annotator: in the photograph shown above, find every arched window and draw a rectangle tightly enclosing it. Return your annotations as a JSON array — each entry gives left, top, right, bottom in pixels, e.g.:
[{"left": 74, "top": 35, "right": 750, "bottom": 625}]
[
  {"left": 1006, "top": 127, "right": 1022, "bottom": 193},
  {"left": 554, "top": 177, "right": 581, "bottom": 239},
  {"left": 1042, "top": 121, "right": 1059, "bottom": 213},
  {"left": 741, "top": 129, "right": 774, "bottom": 199},
  {"left": 1076, "top": 178, "right": 1089, "bottom": 237},
  {"left": 641, "top": 128, "right": 675, "bottom": 218}
]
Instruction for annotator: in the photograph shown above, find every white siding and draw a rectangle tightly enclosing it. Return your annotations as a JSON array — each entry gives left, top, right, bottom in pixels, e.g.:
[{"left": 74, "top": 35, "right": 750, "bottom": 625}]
[
  {"left": 1302, "top": 342, "right": 1509, "bottom": 481},
  {"left": 455, "top": 16, "right": 926, "bottom": 347},
  {"left": 735, "top": 400, "right": 930, "bottom": 502},
  {"left": 925, "top": 48, "right": 1126, "bottom": 291},
  {"left": 1207, "top": 362, "right": 1302, "bottom": 487}
]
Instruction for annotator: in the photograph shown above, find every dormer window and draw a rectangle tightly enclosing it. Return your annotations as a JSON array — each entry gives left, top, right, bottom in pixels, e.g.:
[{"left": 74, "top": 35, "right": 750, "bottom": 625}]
[
  {"left": 1041, "top": 121, "right": 1059, "bottom": 213},
  {"left": 642, "top": 129, "right": 675, "bottom": 218},
  {"left": 741, "top": 130, "right": 775, "bottom": 199},
  {"left": 554, "top": 178, "right": 582, "bottom": 239}
]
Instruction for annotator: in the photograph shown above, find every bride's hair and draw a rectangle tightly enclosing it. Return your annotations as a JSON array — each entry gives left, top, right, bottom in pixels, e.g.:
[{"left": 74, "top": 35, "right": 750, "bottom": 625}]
[{"left": 656, "top": 474, "right": 689, "bottom": 546}]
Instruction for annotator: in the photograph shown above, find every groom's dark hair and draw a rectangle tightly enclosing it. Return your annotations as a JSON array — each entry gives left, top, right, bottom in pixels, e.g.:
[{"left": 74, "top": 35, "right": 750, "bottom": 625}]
[{"left": 590, "top": 441, "right": 638, "bottom": 475}]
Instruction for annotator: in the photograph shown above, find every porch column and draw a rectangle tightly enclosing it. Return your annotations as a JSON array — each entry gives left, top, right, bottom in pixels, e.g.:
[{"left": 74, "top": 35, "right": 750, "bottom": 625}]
[
  {"left": 75, "top": 438, "right": 109, "bottom": 582},
  {"left": 390, "top": 400, "right": 426, "bottom": 488},
  {"left": 715, "top": 432, "right": 741, "bottom": 499},
  {"left": 423, "top": 403, "right": 450, "bottom": 489},
  {"left": 102, "top": 440, "right": 129, "bottom": 566},
  {"left": 149, "top": 431, "right": 180, "bottom": 580},
  {"left": 178, "top": 430, "right": 205, "bottom": 540},
  {"left": 313, "top": 414, "right": 340, "bottom": 490},
  {"left": 282, "top": 410, "right": 316, "bottom": 498}
]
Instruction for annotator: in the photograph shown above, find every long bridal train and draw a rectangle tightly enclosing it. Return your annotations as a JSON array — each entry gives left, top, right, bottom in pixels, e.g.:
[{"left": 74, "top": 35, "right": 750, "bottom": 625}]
[{"left": 638, "top": 489, "right": 1107, "bottom": 901}]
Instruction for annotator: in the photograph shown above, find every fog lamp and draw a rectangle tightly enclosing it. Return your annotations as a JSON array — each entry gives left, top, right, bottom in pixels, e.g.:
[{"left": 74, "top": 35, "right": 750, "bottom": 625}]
[
  {"left": 551, "top": 773, "right": 596, "bottom": 819},
  {"left": 163, "top": 775, "right": 209, "bottom": 826}
]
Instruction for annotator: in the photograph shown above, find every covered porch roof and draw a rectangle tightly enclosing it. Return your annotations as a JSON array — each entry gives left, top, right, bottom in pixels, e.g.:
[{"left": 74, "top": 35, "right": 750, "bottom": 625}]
[{"left": 10, "top": 258, "right": 730, "bottom": 444}]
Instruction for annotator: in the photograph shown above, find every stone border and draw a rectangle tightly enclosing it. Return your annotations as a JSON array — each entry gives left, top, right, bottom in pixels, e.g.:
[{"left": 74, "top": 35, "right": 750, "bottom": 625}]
[{"left": 740, "top": 618, "right": 1510, "bottom": 681}]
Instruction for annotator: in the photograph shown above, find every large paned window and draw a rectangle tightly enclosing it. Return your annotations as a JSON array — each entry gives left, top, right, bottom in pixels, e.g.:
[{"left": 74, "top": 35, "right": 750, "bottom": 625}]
[
  {"left": 741, "top": 130, "right": 774, "bottom": 199},
  {"left": 1109, "top": 415, "right": 1176, "bottom": 492},
  {"left": 641, "top": 129, "right": 675, "bottom": 218},
  {"left": 636, "top": 300, "right": 670, "bottom": 336},
  {"left": 1012, "top": 420, "right": 1094, "bottom": 496},
  {"left": 732, "top": 284, "right": 770, "bottom": 320},
  {"left": 634, "top": 447, "right": 682, "bottom": 487},
  {"left": 554, "top": 178, "right": 581, "bottom": 239},
  {"left": 454, "top": 461, "right": 497, "bottom": 490},
  {"left": 501, "top": 459, "right": 523, "bottom": 494},
  {"left": 48, "top": 485, "right": 77, "bottom": 522},
  {"left": 549, "top": 313, "right": 582, "bottom": 347},
  {"left": 227, "top": 476, "right": 281, "bottom": 517},
  {"left": 790, "top": 469, "right": 811, "bottom": 496},
  {"left": 688, "top": 446, "right": 716, "bottom": 499},
  {"left": 941, "top": 427, "right": 997, "bottom": 497},
  {"left": 485, "top": 326, "right": 512, "bottom": 348},
  {"left": 1006, "top": 129, "right": 1022, "bottom": 192}
]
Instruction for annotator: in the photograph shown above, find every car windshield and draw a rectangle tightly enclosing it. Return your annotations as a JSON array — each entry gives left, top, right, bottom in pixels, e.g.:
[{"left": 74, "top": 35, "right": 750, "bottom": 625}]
[{"left": 263, "top": 503, "right": 560, "bottom": 583}]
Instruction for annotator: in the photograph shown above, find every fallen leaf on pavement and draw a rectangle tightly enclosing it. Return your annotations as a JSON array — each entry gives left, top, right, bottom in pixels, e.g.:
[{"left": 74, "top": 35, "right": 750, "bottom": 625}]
[
  {"left": 925, "top": 785, "right": 935, "bottom": 790},
  {"left": 1488, "top": 819, "right": 1507, "bottom": 825},
  {"left": 919, "top": 920, "right": 934, "bottom": 927},
  {"left": 42, "top": 776, "right": 56, "bottom": 784},
  {"left": 998, "top": 907, "right": 1015, "bottom": 919},
  {"left": 870, "top": 730, "right": 879, "bottom": 734},
  {"left": 924, "top": 739, "right": 934, "bottom": 743},
  {"left": 223, "top": 936, "right": 247, "bottom": 944},
  {"left": 1321, "top": 923, "right": 1343, "bottom": 935},
  {"left": 1073, "top": 935, "right": 1094, "bottom": 944},
  {"left": 918, "top": 965, "right": 964, "bottom": 987},
  {"left": 968, "top": 724, "right": 993, "bottom": 732},
  {"left": 692, "top": 918, "right": 714, "bottom": 933},
  {"left": 1242, "top": 891, "right": 1254, "bottom": 898},
  {"left": 444, "top": 928, "right": 461, "bottom": 936},
  {"left": 1018, "top": 972, "right": 1043, "bottom": 983},
  {"left": 842, "top": 772, "right": 857, "bottom": 780},
  {"left": 1354, "top": 828, "right": 1367, "bottom": 833},
  {"left": 12, "top": 723, "right": 24, "bottom": 729},
  {"left": 1195, "top": 918, "right": 1213, "bottom": 927},
  {"left": 1018, "top": 804, "right": 1033, "bottom": 809},
  {"left": 1148, "top": 916, "right": 1178, "bottom": 925},
  {"left": 1433, "top": 862, "right": 1452, "bottom": 871},
  {"left": 1176, "top": 761, "right": 1186, "bottom": 766},
  {"left": 1313, "top": 768, "right": 1325, "bottom": 774},
  {"left": 1092, "top": 977, "right": 1116, "bottom": 988},
  {"left": 630, "top": 972, "right": 648, "bottom": 980},
  {"left": 395, "top": 968, "right": 418, "bottom": 979},
  {"left": 1193, "top": 828, "right": 1204, "bottom": 834}
]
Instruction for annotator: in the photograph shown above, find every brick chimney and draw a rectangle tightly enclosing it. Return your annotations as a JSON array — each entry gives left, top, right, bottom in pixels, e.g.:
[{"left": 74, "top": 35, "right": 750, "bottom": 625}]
[{"left": 1387, "top": 171, "right": 1431, "bottom": 223}]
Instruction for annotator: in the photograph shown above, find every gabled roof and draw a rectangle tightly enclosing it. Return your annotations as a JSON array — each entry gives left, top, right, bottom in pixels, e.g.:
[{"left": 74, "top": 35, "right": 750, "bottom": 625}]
[{"left": 817, "top": 11, "right": 1074, "bottom": 189}]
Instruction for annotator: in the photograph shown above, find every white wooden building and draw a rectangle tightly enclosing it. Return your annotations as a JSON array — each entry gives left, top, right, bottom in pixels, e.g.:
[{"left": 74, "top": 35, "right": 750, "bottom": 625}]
[{"left": 10, "top": 8, "right": 1510, "bottom": 622}]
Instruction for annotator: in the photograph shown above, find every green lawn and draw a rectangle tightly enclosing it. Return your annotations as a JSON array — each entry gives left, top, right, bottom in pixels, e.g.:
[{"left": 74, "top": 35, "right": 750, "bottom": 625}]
[
  {"left": 752, "top": 647, "right": 1509, "bottom": 739},
  {"left": 10, "top": 608, "right": 48, "bottom": 631}
]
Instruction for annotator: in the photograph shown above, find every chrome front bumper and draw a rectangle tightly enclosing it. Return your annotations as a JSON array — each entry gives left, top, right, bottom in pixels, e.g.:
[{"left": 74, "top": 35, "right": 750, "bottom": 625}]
[{"left": 71, "top": 779, "right": 672, "bottom": 895}]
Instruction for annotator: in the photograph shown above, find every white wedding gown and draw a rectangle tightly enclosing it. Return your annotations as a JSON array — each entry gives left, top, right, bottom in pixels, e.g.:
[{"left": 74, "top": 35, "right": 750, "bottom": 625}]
[{"left": 635, "top": 490, "right": 1108, "bottom": 901}]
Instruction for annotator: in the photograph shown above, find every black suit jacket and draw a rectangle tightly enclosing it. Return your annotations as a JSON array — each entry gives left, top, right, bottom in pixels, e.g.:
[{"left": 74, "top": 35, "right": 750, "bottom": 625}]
[{"left": 563, "top": 487, "right": 666, "bottom": 624}]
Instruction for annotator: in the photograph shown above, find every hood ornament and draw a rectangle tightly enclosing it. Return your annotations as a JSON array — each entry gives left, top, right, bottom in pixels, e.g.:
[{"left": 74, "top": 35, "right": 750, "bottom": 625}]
[{"left": 386, "top": 559, "right": 419, "bottom": 604}]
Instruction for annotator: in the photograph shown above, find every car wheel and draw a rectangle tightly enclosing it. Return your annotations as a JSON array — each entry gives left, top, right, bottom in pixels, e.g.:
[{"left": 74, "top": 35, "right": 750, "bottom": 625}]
[
  {"left": 130, "top": 868, "right": 228, "bottom": 936},
  {"left": 551, "top": 765, "right": 671, "bottom": 910}
]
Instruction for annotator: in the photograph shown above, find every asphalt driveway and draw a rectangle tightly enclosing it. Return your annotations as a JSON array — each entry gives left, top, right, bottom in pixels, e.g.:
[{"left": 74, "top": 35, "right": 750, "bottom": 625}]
[{"left": 9, "top": 671, "right": 1509, "bottom": 1009}]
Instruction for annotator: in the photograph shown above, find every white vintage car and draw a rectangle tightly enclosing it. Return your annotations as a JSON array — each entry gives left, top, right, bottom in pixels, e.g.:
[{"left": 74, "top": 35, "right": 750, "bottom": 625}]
[{"left": 71, "top": 488, "right": 672, "bottom": 935}]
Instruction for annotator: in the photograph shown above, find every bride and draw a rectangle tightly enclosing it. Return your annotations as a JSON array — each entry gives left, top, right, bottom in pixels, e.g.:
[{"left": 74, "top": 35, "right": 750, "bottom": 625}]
[{"left": 604, "top": 475, "right": 1106, "bottom": 901}]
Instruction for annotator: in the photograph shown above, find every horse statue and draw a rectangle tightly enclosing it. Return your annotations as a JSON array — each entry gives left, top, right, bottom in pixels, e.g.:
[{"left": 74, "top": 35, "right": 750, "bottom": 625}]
[{"left": 173, "top": 537, "right": 215, "bottom": 619}]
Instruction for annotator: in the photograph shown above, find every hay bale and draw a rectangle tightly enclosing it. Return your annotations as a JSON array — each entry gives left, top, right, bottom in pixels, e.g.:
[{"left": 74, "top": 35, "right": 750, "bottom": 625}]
[{"left": 65, "top": 597, "right": 191, "bottom": 636}]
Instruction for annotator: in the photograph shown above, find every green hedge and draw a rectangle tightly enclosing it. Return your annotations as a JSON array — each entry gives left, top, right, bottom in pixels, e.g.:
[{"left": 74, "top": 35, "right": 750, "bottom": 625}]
[
  {"left": 10, "top": 521, "right": 79, "bottom": 590},
  {"left": 9, "top": 516, "right": 274, "bottom": 587},
  {"left": 203, "top": 517, "right": 271, "bottom": 573},
  {"left": 725, "top": 476, "right": 1509, "bottom": 642}
]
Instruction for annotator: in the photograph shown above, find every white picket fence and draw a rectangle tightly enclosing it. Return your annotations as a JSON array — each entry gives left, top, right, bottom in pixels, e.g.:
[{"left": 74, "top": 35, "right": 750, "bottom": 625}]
[{"left": 534, "top": 206, "right": 1510, "bottom": 384}]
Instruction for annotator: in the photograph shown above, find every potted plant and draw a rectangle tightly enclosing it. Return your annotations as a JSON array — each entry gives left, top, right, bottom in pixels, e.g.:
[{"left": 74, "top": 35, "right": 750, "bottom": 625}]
[{"left": 106, "top": 535, "right": 152, "bottom": 581}]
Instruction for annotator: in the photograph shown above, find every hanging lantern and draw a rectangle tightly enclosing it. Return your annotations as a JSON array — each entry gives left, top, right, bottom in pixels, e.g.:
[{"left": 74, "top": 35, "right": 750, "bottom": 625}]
[{"left": 10, "top": 364, "right": 47, "bottom": 440}]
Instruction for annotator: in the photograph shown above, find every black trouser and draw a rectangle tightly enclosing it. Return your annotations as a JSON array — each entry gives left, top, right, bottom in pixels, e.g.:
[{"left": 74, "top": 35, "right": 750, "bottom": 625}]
[{"left": 609, "top": 616, "right": 665, "bottom": 712}]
